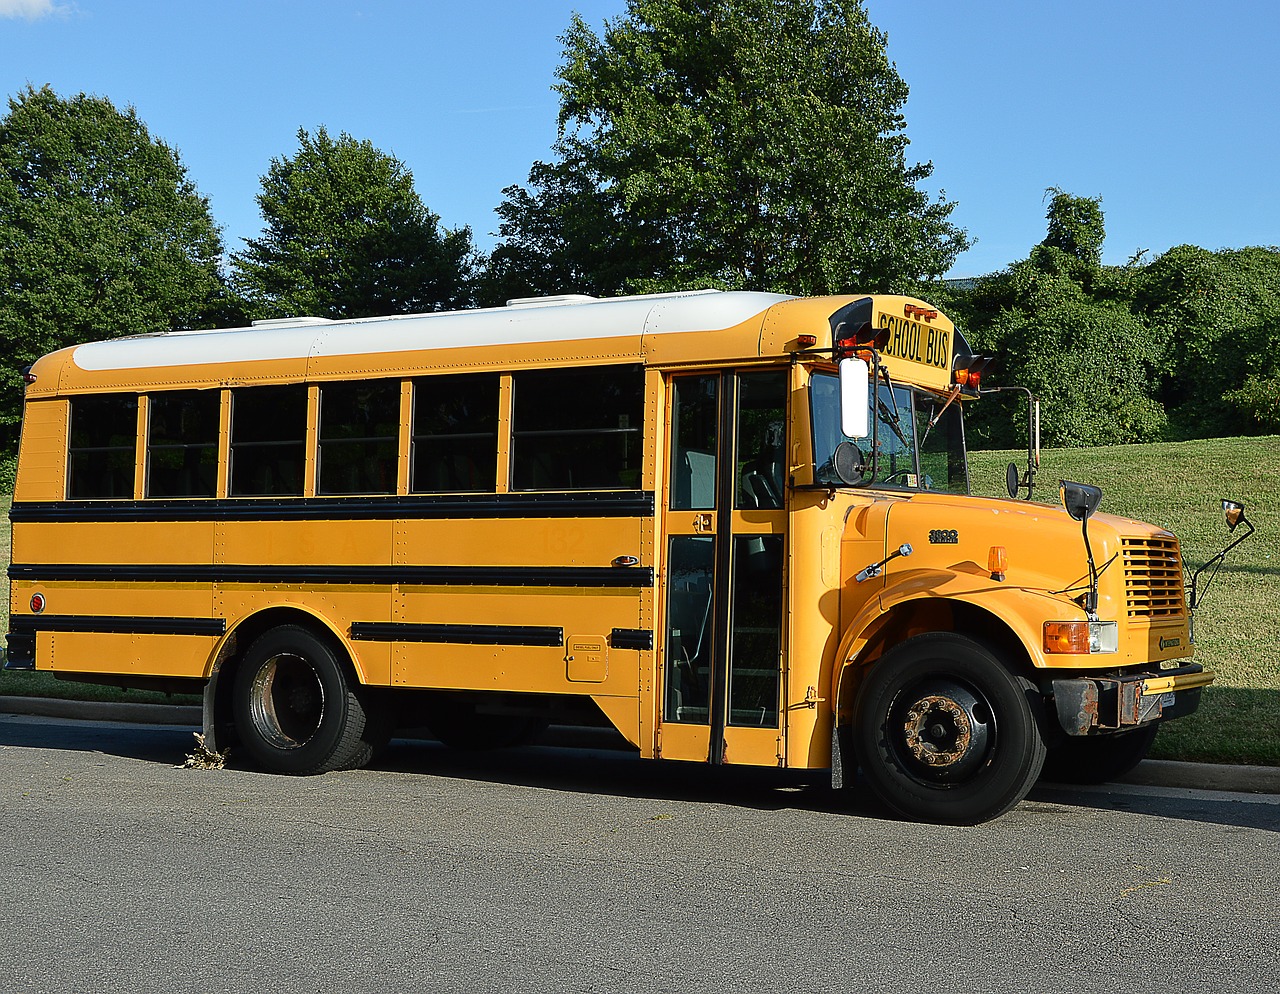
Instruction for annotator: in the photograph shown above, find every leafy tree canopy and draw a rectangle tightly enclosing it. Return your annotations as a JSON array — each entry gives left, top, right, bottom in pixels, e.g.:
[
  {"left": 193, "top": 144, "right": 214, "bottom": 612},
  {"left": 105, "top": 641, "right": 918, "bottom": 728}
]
[
  {"left": 1133, "top": 244, "right": 1280, "bottom": 432},
  {"left": 1042, "top": 187, "right": 1105, "bottom": 268},
  {"left": 231, "top": 126, "right": 476, "bottom": 320},
  {"left": 0, "top": 84, "right": 227, "bottom": 464},
  {"left": 975, "top": 299, "right": 1168, "bottom": 448},
  {"left": 951, "top": 188, "right": 1280, "bottom": 447},
  {"left": 485, "top": 0, "right": 969, "bottom": 304}
]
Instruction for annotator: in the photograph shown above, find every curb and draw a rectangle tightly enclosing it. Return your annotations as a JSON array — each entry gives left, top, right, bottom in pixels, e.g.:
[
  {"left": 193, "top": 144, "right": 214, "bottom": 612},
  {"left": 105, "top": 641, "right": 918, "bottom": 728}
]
[
  {"left": 0, "top": 695, "right": 201, "bottom": 727},
  {"left": 1114, "top": 758, "right": 1280, "bottom": 796},
  {"left": 3, "top": 695, "right": 1278, "bottom": 795}
]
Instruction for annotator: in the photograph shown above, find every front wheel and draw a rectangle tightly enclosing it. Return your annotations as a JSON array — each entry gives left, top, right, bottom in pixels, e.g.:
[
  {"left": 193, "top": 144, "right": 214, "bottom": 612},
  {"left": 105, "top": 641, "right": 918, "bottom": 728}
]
[
  {"left": 232, "top": 625, "right": 374, "bottom": 774},
  {"left": 852, "top": 633, "right": 1046, "bottom": 824}
]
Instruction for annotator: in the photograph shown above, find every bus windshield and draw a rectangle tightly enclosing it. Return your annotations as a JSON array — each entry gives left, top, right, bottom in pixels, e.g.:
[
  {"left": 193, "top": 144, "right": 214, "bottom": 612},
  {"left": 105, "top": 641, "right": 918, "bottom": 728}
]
[{"left": 811, "top": 370, "right": 969, "bottom": 495}]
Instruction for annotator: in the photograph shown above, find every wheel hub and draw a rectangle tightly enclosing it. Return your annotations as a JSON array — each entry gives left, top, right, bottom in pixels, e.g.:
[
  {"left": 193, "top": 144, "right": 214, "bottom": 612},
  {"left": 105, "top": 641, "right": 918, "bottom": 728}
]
[
  {"left": 893, "top": 678, "right": 993, "bottom": 782},
  {"left": 903, "top": 695, "right": 972, "bottom": 767},
  {"left": 251, "top": 653, "right": 325, "bottom": 749}
]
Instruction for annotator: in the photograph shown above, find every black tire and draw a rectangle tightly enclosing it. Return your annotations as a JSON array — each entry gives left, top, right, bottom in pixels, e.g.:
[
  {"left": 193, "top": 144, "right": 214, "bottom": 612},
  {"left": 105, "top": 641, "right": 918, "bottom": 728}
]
[
  {"left": 852, "top": 632, "right": 1047, "bottom": 824},
  {"left": 232, "top": 625, "right": 374, "bottom": 774},
  {"left": 1040, "top": 724, "right": 1158, "bottom": 785}
]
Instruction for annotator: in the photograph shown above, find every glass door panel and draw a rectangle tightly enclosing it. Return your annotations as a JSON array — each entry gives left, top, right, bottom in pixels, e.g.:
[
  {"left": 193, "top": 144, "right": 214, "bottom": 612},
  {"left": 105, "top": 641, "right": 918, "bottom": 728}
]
[{"left": 660, "top": 370, "right": 788, "bottom": 766}]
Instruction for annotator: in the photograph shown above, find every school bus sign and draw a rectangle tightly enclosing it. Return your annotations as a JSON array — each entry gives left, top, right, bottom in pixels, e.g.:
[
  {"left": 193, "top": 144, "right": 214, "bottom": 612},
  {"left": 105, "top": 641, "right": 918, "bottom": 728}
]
[{"left": 876, "top": 304, "right": 953, "bottom": 389}]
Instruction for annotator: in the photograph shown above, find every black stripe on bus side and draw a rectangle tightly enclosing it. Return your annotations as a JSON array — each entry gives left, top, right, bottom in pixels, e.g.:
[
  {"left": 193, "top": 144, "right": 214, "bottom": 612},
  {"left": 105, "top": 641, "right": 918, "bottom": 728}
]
[
  {"left": 7, "top": 491, "right": 656, "bottom": 524},
  {"left": 6, "top": 614, "right": 226, "bottom": 637},
  {"left": 349, "top": 622, "right": 564, "bottom": 647},
  {"left": 610, "top": 628, "right": 654, "bottom": 651},
  {"left": 7, "top": 563, "right": 654, "bottom": 588}
]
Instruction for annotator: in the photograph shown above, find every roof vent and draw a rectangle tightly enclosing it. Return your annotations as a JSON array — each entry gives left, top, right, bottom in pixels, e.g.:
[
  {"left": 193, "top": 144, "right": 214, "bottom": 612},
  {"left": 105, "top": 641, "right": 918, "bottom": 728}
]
[
  {"left": 505, "top": 294, "right": 598, "bottom": 309},
  {"left": 250, "top": 316, "right": 336, "bottom": 327}
]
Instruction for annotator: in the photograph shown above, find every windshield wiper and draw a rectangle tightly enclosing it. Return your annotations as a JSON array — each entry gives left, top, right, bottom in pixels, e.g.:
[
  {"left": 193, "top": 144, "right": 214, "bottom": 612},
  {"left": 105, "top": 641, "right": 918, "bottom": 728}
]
[{"left": 876, "top": 369, "right": 911, "bottom": 447}]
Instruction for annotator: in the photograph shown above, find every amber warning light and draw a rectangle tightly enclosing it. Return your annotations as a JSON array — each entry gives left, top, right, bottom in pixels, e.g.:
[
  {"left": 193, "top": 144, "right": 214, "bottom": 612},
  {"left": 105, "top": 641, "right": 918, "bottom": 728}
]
[
  {"left": 903, "top": 304, "right": 938, "bottom": 321},
  {"left": 953, "top": 355, "right": 992, "bottom": 391},
  {"left": 988, "top": 546, "right": 1007, "bottom": 582}
]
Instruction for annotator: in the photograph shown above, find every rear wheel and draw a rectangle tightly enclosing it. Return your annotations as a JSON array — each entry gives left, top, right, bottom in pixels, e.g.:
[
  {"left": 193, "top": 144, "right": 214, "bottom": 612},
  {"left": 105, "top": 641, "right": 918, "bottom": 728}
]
[
  {"left": 1041, "top": 724, "right": 1158, "bottom": 784},
  {"left": 852, "top": 633, "right": 1047, "bottom": 824},
  {"left": 232, "top": 625, "right": 374, "bottom": 774}
]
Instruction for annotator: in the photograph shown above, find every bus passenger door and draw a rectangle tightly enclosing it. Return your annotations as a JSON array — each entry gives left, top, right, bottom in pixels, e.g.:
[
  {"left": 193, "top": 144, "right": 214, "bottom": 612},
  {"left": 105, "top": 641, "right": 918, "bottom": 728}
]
[{"left": 659, "top": 370, "right": 788, "bottom": 767}]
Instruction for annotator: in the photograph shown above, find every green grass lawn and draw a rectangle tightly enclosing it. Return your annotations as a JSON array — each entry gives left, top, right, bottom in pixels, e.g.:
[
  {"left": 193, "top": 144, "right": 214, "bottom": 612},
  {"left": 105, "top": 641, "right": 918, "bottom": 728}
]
[{"left": 4, "top": 435, "right": 1278, "bottom": 764}]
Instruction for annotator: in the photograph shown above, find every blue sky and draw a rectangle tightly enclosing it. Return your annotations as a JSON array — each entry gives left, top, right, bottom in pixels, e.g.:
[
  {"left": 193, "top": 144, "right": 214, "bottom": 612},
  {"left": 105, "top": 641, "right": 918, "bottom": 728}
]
[{"left": 2, "top": 0, "right": 1278, "bottom": 279}]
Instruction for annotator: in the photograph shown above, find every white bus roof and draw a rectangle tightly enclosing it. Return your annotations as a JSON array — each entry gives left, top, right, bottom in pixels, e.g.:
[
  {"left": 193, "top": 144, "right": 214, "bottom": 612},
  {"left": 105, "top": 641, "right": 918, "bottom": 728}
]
[{"left": 70, "top": 290, "right": 794, "bottom": 372}]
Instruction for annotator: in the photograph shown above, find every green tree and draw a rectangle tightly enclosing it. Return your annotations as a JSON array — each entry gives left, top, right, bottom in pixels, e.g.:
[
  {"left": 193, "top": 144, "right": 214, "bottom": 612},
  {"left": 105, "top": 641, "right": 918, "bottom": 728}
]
[
  {"left": 0, "top": 85, "right": 228, "bottom": 478},
  {"left": 1042, "top": 188, "right": 1105, "bottom": 268},
  {"left": 955, "top": 189, "right": 1169, "bottom": 448},
  {"left": 231, "top": 127, "right": 475, "bottom": 320},
  {"left": 951, "top": 188, "right": 1280, "bottom": 447},
  {"left": 978, "top": 299, "right": 1168, "bottom": 448},
  {"left": 1134, "top": 244, "right": 1280, "bottom": 436},
  {"left": 485, "top": 0, "right": 969, "bottom": 303}
]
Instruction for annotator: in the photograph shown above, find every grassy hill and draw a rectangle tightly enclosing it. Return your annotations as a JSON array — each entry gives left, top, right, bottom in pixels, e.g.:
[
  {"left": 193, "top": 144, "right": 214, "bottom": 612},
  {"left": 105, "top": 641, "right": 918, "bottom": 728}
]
[{"left": 3, "top": 435, "right": 1277, "bottom": 763}]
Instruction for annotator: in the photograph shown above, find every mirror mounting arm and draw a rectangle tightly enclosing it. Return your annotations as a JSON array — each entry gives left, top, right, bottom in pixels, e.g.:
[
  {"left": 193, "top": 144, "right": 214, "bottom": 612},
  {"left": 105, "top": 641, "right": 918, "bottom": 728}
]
[
  {"left": 981, "top": 385, "right": 1040, "bottom": 500},
  {"left": 1060, "top": 481, "right": 1104, "bottom": 618},
  {"left": 1188, "top": 500, "right": 1256, "bottom": 643}
]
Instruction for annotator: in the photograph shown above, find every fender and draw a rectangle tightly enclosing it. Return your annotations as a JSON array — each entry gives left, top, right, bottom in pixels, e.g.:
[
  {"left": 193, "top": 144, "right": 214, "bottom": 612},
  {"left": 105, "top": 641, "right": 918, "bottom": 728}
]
[
  {"left": 201, "top": 601, "right": 370, "bottom": 755},
  {"left": 828, "top": 565, "right": 1089, "bottom": 708}
]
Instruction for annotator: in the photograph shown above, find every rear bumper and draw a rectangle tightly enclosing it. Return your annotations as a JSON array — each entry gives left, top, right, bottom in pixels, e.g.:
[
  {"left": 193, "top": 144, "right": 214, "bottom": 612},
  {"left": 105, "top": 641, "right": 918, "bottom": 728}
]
[
  {"left": 1052, "top": 663, "right": 1211, "bottom": 737},
  {"left": 3, "top": 630, "right": 36, "bottom": 670}
]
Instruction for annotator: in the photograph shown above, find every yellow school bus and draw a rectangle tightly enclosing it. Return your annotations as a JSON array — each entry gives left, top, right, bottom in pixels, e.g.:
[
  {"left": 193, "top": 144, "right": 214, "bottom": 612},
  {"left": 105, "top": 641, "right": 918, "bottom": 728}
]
[{"left": 3, "top": 290, "right": 1234, "bottom": 822}]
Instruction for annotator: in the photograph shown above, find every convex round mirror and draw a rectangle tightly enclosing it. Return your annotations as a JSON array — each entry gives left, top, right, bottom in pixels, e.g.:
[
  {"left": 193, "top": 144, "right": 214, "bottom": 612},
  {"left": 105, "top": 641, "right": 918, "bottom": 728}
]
[{"left": 833, "top": 440, "right": 869, "bottom": 485}]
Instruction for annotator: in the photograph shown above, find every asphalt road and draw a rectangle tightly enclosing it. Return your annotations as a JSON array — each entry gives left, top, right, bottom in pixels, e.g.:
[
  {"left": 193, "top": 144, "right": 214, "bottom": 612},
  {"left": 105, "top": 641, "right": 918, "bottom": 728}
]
[{"left": 1, "top": 714, "right": 1277, "bottom": 994}]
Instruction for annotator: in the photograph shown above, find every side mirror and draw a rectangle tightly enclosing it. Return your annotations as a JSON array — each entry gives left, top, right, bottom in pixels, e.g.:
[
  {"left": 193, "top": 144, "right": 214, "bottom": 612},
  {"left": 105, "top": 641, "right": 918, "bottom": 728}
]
[
  {"left": 1060, "top": 480, "right": 1102, "bottom": 522},
  {"left": 833, "top": 440, "right": 869, "bottom": 486},
  {"left": 838, "top": 356, "right": 870, "bottom": 439},
  {"left": 1223, "top": 499, "right": 1247, "bottom": 532}
]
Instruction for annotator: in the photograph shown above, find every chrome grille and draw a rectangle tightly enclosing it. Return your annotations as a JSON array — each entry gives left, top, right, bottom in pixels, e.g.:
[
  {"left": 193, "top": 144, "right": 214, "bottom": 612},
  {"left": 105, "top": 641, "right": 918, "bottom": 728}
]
[{"left": 1121, "top": 536, "right": 1185, "bottom": 618}]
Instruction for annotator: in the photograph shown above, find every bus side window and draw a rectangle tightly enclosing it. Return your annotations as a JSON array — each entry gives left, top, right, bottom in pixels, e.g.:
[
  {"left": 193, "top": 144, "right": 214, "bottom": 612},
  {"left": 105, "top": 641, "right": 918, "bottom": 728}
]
[
  {"left": 511, "top": 365, "right": 643, "bottom": 491},
  {"left": 67, "top": 394, "right": 138, "bottom": 500},
  {"left": 228, "top": 385, "right": 308, "bottom": 498},
  {"left": 146, "top": 390, "right": 219, "bottom": 498},
  {"left": 410, "top": 373, "right": 500, "bottom": 493},
  {"left": 318, "top": 380, "right": 399, "bottom": 495}
]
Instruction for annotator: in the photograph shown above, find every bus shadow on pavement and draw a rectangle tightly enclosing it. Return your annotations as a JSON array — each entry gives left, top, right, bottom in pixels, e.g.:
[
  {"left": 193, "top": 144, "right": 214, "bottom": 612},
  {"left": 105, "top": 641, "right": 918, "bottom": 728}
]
[
  {"left": 374, "top": 733, "right": 869, "bottom": 818},
  {"left": 3, "top": 714, "right": 1274, "bottom": 832},
  {"left": 376, "top": 734, "right": 1280, "bottom": 832}
]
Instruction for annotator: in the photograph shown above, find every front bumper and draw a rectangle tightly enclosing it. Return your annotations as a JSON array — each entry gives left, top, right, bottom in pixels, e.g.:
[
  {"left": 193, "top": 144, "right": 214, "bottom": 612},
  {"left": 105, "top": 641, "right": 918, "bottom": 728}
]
[{"left": 1052, "top": 663, "right": 1212, "bottom": 736}]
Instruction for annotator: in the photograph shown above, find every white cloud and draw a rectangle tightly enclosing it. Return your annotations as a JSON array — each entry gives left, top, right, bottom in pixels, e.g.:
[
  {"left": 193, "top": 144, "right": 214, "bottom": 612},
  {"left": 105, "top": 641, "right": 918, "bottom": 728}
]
[{"left": 0, "top": 0, "right": 68, "bottom": 20}]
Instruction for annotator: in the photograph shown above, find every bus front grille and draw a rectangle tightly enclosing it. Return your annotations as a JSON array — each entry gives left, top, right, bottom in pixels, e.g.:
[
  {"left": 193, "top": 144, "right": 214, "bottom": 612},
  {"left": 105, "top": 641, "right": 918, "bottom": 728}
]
[{"left": 1121, "top": 536, "right": 1186, "bottom": 618}]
